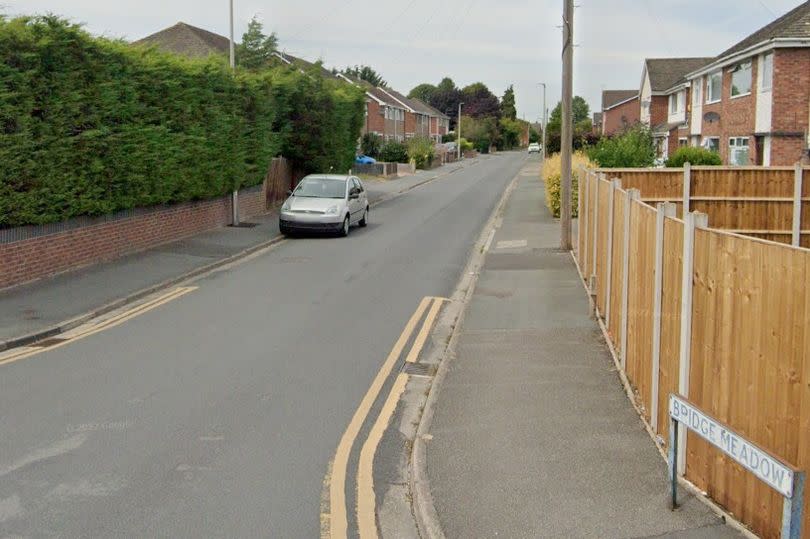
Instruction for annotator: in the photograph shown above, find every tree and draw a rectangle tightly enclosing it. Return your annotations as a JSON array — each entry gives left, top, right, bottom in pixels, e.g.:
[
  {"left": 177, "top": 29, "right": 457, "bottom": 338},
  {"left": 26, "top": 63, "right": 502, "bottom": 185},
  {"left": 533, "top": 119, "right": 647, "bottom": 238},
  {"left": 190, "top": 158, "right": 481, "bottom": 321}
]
[
  {"left": 461, "top": 82, "right": 501, "bottom": 119},
  {"left": 430, "top": 77, "right": 463, "bottom": 128},
  {"left": 545, "top": 95, "right": 593, "bottom": 155},
  {"left": 501, "top": 85, "right": 517, "bottom": 120},
  {"left": 343, "top": 65, "right": 386, "bottom": 87},
  {"left": 237, "top": 16, "right": 278, "bottom": 69},
  {"left": 408, "top": 83, "right": 437, "bottom": 104}
]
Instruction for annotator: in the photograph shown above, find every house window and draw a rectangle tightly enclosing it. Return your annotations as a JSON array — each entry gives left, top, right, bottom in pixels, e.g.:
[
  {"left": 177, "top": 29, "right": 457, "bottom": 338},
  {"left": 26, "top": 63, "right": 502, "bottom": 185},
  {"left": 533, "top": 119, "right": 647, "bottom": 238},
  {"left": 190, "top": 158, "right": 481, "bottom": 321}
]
[
  {"left": 692, "top": 79, "right": 702, "bottom": 106},
  {"left": 729, "top": 136, "right": 750, "bottom": 165},
  {"left": 679, "top": 138, "right": 688, "bottom": 147},
  {"left": 669, "top": 93, "right": 680, "bottom": 114},
  {"left": 706, "top": 71, "right": 722, "bottom": 103},
  {"left": 760, "top": 53, "right": 773, "bottom": 91},
  {"left": 702, "top": 137, "right": 720, "bottom": 153},
  {"left": 730, "top": 61, "right": 752, "bottom": 97}
]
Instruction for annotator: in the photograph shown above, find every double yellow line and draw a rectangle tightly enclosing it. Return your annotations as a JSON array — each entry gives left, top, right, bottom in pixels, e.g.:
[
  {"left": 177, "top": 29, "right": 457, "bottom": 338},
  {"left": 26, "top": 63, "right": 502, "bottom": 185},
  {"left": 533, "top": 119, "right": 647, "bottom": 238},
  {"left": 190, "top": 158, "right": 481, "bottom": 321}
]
[
  {"left": 0, "top": 287, "right": 197, "bottom": 367},
  {"left": 328, "top": 295, "right": 448, "bottom": 539}
]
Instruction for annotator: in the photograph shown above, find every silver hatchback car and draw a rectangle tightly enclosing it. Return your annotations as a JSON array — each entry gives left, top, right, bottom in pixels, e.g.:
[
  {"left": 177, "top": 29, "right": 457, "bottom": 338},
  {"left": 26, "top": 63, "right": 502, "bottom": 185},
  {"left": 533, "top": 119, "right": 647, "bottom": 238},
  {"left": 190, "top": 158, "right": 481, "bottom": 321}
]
[{"left": 279, "top": 175, "right": 369, "bottom": 236}]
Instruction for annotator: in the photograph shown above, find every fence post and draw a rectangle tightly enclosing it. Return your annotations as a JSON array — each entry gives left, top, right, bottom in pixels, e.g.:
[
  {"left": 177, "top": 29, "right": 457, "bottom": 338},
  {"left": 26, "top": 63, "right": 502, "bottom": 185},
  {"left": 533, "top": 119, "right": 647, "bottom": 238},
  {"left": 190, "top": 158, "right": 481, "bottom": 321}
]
[
  {"left": 591, "top": 174, "right": 602, "bottom": 290},
  {"left": 793, "top": 163, "right": 803, "bottom": 247},
  {"left": 676, "top": 210, "right": 708, "bottom": 474},
  {"left": 605, "top": 179, "right": 620, "bottom": 325},
  {"left": 620, "top": 188, "right": 640, "bottom": 370},
  {"left": 583, "top": 171, "right": 590, "bottom": 276},
  {"left": 650, "top": 202, "right": 677, "bottom": 433},
  {"left": 682, "top": 162, "right": 691, "bottom": 215}
]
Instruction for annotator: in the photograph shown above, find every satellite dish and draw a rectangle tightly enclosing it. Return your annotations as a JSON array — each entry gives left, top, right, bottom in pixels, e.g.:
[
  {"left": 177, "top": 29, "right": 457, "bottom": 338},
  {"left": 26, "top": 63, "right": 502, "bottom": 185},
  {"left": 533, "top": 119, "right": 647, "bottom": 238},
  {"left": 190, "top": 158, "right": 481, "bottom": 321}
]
[{"left": 704, "top": 111, "right": 720, "bottom": 123}]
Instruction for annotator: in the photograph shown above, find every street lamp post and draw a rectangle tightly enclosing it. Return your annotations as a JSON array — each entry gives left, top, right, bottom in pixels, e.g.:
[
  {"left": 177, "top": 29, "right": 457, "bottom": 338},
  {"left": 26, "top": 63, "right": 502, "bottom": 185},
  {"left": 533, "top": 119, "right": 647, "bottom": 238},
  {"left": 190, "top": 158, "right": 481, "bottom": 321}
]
[
  {"left": 457, "top": 102, "right": 464, "bottom": 161},
  {"left": 539, "top": 83, "right": 547, "bottom": 161},
  {"left": 229, "top": 0, "right": 239, "bottom": 225}
]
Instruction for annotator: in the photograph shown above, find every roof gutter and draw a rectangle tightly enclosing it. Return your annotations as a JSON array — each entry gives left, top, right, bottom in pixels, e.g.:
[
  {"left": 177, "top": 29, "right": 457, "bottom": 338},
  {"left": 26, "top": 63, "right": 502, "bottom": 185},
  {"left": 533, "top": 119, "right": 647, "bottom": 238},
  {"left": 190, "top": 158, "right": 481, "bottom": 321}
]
[
  {"left": 379, "top": 88, "right": 416, "bottom": 113},
  {"left": 685, "top": 38, "right": 810, "bottom": 79}
]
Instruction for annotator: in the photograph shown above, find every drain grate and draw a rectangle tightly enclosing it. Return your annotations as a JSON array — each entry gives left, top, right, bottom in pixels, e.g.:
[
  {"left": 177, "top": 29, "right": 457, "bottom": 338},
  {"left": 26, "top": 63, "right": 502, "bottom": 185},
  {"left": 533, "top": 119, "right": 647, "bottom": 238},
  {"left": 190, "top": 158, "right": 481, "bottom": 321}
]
[
  {"left": 401, "top": 362, "right": 436, "bottom": 377},
  {"left": 31, "top": 337, "right": 70, "bottom": 348},
  {"left": 228, "top": 222, "right": 259, "bottom": 228}
]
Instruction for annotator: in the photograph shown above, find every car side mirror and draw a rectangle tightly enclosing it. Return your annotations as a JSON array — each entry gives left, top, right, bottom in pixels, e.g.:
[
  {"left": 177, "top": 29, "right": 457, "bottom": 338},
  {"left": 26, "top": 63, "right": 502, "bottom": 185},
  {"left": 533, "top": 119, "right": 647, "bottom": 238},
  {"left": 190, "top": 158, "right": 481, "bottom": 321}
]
[
  {"left": 349, "top": 191, "right": 360, "bottom": 199},
  {"left": 287, "top": 190, "right": 293, "bottom": 196}
]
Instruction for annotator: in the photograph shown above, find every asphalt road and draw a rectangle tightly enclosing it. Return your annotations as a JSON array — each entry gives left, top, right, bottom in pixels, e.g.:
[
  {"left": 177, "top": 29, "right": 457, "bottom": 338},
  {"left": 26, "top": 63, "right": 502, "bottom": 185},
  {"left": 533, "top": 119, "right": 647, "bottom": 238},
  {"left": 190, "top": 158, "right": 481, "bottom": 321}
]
[{"left": 0, "top": 153, "right": 526, "bottom": 538}]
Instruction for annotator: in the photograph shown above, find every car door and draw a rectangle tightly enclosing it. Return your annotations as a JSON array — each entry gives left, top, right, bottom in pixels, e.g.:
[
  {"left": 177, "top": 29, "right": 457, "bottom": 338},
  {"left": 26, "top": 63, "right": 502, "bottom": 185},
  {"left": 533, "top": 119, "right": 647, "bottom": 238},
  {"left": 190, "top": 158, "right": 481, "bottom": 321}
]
[
  {"left": 355, "top": 178, "right": 368, "bottom": 214},
  {"left": 348, "top": 178, "right": 363, "bottom": 223}
]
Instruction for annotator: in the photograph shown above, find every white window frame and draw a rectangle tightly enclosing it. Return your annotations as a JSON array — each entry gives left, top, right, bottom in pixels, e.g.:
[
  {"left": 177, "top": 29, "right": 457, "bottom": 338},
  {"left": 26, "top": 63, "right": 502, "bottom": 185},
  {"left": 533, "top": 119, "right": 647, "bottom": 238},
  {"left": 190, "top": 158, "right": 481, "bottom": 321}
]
[
  {"left": 702, "top": 136, "right": 720, "bottom": 153},
  {"left": 728, "top": 136, "right": 750, "bottom": 165},
  {"left": 730, "top": 61, "right": 752, "bottom": 99},
  {"left": 678, "top": 137, "right": 688, "bottom": 147},
  {"left": 692, "top": 79, "right": 702, "bottom": 106},
  {"left": 706, "top": 71, "right": 722, "bottom": 104},
  {"left": 760, "top": 53, "right": 773, "bottom": 92},
  {"left": 669, "top": 93, "right": 679, "bottom": 114}
]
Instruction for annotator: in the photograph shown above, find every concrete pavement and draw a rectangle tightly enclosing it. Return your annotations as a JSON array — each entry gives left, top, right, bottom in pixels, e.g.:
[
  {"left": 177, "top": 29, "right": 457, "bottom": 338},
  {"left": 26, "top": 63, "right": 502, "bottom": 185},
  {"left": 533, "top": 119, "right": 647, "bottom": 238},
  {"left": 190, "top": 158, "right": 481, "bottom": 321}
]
[
  {"left": 0, "top": 154, "right": 520, "bottom": 538},
  {"left": 0, "top": 160, "right": 465, "bottom": 350},
  {"left": 422, "top": 160, "right": 744, "bottom": 538}
]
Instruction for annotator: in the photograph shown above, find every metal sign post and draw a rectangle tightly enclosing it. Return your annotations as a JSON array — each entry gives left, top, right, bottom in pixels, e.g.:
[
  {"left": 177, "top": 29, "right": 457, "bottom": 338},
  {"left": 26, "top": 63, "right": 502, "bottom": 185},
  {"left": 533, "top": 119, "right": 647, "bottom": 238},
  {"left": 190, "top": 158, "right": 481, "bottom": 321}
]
[{"left": 668, "top": 394, "right": 805, "bottom": 538}]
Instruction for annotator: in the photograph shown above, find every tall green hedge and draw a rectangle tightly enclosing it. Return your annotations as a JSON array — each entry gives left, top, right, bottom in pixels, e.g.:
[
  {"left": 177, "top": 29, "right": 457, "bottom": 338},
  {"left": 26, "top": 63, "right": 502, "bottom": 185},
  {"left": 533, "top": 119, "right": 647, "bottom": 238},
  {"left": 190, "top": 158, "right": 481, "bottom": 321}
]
[{"left": 0, "top": 16, "right": 365, "bottom": 227}]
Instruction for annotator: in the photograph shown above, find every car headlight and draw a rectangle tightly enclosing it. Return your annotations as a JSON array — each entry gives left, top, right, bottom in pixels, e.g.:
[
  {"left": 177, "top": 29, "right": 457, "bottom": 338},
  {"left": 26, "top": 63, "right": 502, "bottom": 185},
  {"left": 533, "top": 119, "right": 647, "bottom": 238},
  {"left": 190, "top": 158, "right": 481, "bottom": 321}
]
[
  {"left": 282, "top": 200, "right": 291, "bottom": 211},
  {"left": 326, "top": 205, "right": 339, "bottom": 215}
]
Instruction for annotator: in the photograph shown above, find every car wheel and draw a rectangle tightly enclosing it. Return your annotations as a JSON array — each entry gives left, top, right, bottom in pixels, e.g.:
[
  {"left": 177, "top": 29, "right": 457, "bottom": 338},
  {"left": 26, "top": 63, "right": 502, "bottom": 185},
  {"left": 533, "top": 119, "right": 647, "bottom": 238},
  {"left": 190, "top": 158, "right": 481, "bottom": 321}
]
[
  {"left": 280, "top": 223, "right": 290, "bottom": 236},
  {"left": 339, "top": 215, "right": 350, "bottom": 237},
  {"left": 359, "top": 207, "right": 368, "bottom": 227}
]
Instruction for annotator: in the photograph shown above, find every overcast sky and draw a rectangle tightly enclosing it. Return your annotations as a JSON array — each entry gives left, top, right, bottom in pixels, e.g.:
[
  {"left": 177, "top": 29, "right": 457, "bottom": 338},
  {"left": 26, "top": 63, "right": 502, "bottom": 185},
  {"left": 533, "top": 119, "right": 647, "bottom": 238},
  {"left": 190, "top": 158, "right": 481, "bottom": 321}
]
[{"left": 4, "top": 0, "right": 804, "bottom": 122}]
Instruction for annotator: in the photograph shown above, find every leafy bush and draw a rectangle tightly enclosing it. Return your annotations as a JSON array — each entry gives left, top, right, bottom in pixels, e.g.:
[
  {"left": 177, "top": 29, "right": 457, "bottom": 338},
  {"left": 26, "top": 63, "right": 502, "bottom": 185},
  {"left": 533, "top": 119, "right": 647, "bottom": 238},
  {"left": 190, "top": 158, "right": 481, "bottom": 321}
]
[
  {"left": 586, "top": 125, "right": 655, "bottom": 168},
  {"left": 378, "top": 140, "right": 408, "bottom": 163},
  {"left": 0, "top": 16, "right": 365, "bottom": 227},
  {"left": 543, "top": 152, "right": 592, "bottom": 218},
  {"left": 407, "top": 137, "right": 435, "bottom": 169},
  {"left": 665, "top": 146, "right": 722, "bottom": 167},
  {"left": 459, "top": 138, "right": 474, "bottom": 152}
]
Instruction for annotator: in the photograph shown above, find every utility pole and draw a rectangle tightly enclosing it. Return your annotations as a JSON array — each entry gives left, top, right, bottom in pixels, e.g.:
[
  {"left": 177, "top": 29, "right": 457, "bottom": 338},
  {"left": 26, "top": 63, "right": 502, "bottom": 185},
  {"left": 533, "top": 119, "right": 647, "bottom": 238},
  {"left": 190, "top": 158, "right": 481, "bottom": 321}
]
[
  {"left": 539, "top": 83, "right": 547, "bottom": 161},
  {"left": 229, "top": 0, "right": 240, "bottom": 226},
  {"left": 560, "top": 0, "right": 574, "bottom": 250},
  {"left": 457, "top": 102, "right": 464, "bottom": 161}
]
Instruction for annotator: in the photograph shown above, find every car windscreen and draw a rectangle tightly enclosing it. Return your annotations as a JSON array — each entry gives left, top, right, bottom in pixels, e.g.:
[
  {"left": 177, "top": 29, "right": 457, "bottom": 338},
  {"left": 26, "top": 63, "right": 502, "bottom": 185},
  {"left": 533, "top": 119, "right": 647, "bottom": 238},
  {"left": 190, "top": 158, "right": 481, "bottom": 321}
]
[{"left": 293, "top": 178, "right": 346, "bottom": 199}]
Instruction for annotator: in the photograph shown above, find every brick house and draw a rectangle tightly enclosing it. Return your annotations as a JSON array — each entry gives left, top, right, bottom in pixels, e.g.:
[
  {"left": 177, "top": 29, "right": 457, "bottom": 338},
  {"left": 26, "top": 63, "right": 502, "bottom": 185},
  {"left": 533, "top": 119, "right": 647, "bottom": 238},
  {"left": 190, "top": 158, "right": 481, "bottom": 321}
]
[
  {"left": 337, "top": 74, "right": 407, "bottom": 142},
  {"left": 683, "top": 1, "right": 810, "bottom": 165},
  {"left": 639, "top": 57, "right": 714, "bottom": 161},
  {"left": 601, "top": 90, "right": 639, "bottom": 136},
  {"left": 379, "top": 88, "right": 432, "bottom": 139},
  {"left": 420, "top": 101, "right": 451, "bottom": 143}
]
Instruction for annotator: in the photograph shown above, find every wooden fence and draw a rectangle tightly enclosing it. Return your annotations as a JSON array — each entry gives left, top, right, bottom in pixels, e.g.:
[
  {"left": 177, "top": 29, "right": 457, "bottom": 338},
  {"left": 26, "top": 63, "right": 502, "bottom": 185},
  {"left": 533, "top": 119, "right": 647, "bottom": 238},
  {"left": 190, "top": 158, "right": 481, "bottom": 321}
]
[
  {"left": 599, "top": 165, "right": 810, "bottom": 247},
  {"left": 577, "top": 168, "right": 810, "bottom": 539}
]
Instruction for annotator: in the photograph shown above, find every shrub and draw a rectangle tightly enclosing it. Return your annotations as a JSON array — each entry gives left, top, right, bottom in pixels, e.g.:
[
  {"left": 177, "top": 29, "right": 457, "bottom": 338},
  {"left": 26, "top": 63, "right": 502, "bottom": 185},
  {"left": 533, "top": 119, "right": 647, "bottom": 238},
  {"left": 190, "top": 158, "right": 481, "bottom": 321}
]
[
  {"left": 586, "top": 125, "right": 655, "bottom": 168},
  {"left": 0, "top": 16, "right": 365, "bottom": 227},
  {"left": 361, "top": 133, "right": 382, "bottom": 158},
  {"left": 378, "top": 140, "right": 408, "bottom": 163},
  {"left": 665, "top": 146, "right": 722, "bottom": 167},
  {"left": 459, "top": 138, "right": 474, "bottom": 152},
  {"left": 543, "top": 152, "right": 592, "bottom": 218},
  {"left": 407, "top": 137, "right": 435, "bottom": 169}
]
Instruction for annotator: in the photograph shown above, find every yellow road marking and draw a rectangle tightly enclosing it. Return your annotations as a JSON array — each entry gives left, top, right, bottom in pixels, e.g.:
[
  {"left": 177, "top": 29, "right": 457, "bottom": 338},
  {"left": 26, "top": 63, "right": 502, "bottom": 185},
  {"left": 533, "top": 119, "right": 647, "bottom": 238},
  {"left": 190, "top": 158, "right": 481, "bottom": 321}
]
[
  {"left": 0, "top": 287, "right": 197, "bottom": 367},
  {"left": 404, "top": 298, "right": 446, "bottom": 363},
  {"left": 329, "top": 296, "right": 433, "bottom": 539},
  {"left": 356, "top": 373, "right": 409, "bottom": 538}
]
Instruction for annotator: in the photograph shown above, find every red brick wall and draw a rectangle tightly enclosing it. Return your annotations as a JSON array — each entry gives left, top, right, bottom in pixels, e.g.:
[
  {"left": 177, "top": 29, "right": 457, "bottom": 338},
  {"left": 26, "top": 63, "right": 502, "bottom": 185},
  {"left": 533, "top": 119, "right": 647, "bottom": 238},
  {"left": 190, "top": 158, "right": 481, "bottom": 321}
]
[
  {"left": 771, "top": 48, "right": 810, "bottom": 164},
  {"left": 602, "top": 97, "right": 640, "bottom": 136},
  {"left": 404, "top": 111, "right": 416, "bottom": 137},
  {"left": 0, "top": 184, "right": 268, "bottom": 290},
  {"left": 698, "top": 59, "right": 759, "bottom": 164},
  {"left": 364, "top": 100, "right": 386, "bottom": 137},
  {"left": 650, "top": 96, "right": 669, "bottom": 127}
]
